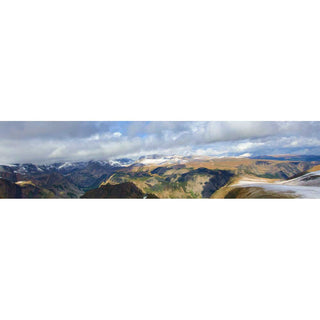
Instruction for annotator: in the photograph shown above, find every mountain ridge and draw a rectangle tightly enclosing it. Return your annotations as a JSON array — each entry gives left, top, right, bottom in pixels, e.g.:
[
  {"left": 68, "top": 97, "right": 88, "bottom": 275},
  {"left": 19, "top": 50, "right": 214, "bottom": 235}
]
[{"left": 1, "top": 156, "right": 320, "bottom": 198}]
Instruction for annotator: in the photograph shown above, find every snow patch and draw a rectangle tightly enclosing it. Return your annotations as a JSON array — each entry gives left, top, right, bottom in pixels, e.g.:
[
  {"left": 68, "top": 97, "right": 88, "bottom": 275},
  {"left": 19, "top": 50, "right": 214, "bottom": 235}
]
[{"left": 58, "top": 162, "right": 73, "bottom": 170}]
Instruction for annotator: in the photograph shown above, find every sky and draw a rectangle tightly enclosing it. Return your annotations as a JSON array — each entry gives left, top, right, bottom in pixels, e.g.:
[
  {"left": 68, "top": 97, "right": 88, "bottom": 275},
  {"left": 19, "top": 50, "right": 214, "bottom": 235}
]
[{"left": 1, "top": 121, "right": 320, "bottom": 164}]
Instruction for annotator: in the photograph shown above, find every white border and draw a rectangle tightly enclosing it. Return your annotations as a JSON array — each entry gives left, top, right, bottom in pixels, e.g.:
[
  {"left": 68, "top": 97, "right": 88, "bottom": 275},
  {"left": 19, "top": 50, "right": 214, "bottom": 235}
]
[
  {"left": 1, "top": 200, "right": 320, "bottom": 319},
  {"left": 1, "top": 1, "right": 320, "bottom": 319},
  {"left": 1, "top": 1, "right": 319, "bottom": 121}
]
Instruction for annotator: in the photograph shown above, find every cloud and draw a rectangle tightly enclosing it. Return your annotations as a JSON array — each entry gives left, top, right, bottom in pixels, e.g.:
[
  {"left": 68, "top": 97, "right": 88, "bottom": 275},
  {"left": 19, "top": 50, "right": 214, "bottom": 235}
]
[
  {"left": 0, "top": 122, "right": 113, "bottom": 140},
  {"left": 0, "top": 121, "right": 320, "bottom": 163}
]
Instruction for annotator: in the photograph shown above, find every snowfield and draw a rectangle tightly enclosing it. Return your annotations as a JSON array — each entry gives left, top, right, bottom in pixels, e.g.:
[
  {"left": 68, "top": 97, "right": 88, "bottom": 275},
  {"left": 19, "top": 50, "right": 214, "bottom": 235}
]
[{"left": 235, "top": 171, "right": 320, "bottom": 199}]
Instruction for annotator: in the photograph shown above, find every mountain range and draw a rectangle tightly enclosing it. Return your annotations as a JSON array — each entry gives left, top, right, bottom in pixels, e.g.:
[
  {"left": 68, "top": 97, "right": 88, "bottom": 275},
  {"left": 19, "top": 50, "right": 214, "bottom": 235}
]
[{"left": 1, "top": 155, "right": 320, "bottom": 198}]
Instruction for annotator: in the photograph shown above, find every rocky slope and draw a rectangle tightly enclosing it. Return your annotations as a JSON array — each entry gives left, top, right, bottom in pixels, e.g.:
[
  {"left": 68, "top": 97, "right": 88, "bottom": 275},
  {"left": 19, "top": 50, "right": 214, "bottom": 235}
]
[
  {"left": 0, "top": 178, "right": 55, "bottom": 198},
  {"left": 81, "top": 182, "right": 158, "bottom": 199},
  {"left": 0, "top": 178, "right": 22, "bottom": 198},
  {"left": 0, "top": 160, "right": 129, "bottom": 198}
]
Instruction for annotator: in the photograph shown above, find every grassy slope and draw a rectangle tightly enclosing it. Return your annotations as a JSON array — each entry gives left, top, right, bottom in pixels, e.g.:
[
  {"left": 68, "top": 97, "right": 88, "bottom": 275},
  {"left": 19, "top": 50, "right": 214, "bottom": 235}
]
[
  {"left": 308, "top": 164, "right": 320, "bottom": 172},
  {"left": 101, "top": 158, "right": 312, "bottom": 199}
]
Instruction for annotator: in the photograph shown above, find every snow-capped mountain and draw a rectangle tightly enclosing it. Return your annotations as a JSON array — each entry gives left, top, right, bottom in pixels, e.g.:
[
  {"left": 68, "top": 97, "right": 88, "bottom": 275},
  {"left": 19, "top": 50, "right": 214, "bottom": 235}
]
[
  {"left": 0, "top": 159, "right": 135, "bottom": 175},
  {"left": 1, "top": 155, "right": 320, "bottom": 199},
  {"left": 136, "top": 155, "right": 189, "bottom": 165}
]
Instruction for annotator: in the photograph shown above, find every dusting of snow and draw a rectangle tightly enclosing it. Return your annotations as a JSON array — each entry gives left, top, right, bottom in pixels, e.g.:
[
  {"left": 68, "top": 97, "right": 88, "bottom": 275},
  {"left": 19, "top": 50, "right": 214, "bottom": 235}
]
[
  {"left": 58, "top": 162, "right": 73, "bottom": 169},
  {"left": 109, "top": 160, "right": 127, "bottom": 167},
  {"left": 16, "top": 166, "right": 27, "bottom": 173},
  {"left": 279, "top": 170, "right": 320, "bottom": 185},
  {"left": 235, "top": 173, "right": 320, "bottom": 199},
  {"left": 137, "top": 156, "right": 188, "bottom": 165},
  {"left": 139, "top": 158, "right": 168, "bottom": 165}
]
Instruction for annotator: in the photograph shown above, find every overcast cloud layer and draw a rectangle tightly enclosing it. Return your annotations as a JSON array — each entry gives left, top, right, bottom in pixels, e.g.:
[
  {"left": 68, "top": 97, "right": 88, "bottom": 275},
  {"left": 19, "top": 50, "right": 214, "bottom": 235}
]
[{"left": 1, "top": 121, "right": 320, "bottom": 164}]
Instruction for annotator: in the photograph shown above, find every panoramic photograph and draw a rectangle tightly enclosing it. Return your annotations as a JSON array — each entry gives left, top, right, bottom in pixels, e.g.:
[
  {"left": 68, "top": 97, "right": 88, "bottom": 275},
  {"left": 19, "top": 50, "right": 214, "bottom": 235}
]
[{"left": 1, "top": 121, "right": 320, "bottom": 199}]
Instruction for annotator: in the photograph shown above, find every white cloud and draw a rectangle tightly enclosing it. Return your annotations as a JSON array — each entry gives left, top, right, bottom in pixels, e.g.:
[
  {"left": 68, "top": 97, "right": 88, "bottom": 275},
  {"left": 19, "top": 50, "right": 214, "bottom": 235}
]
[
  {"left": 238, "top": 153, "right": 252, "bottom": 158},
  {"left": 235, "top": 141, "right": 265, "bottom": 152},
  {"left": 0, "top": 121, "right": 320, "bottom": 163}
]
